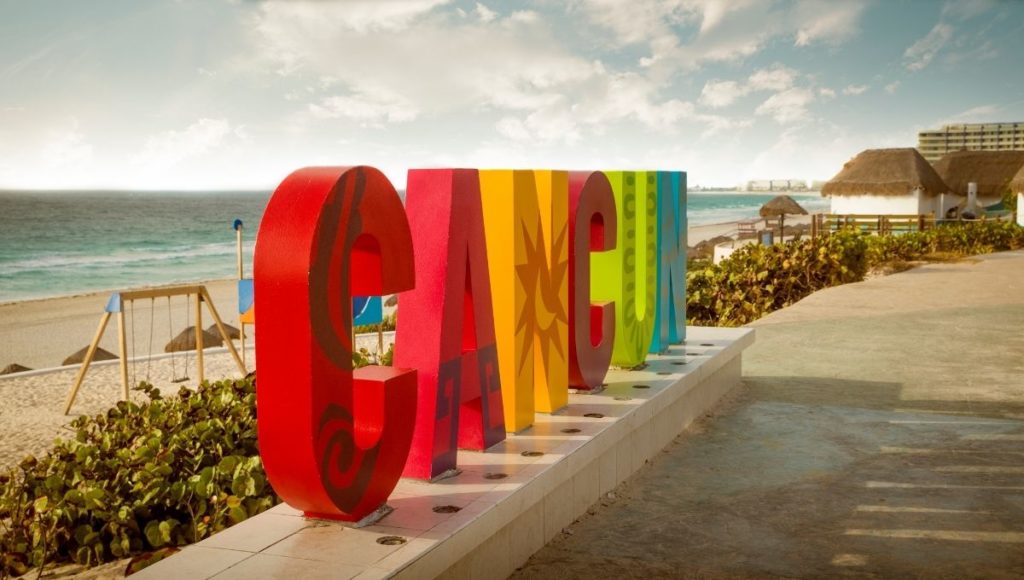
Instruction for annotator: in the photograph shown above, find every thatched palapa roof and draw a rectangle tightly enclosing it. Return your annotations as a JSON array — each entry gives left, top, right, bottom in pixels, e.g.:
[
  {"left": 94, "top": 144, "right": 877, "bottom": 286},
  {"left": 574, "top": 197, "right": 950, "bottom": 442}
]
[
  {"left": 1004, "top": 161, "right": 1024, "bottom": 194},
  {"left": 63, "top": 346, "right": 117, "bottom": 366},
  {"left": 205, "top": 323, "right": 240, "bottom": 340},
  {"left": 759, "top": 195, "right": 808, "bottom": 217},
  {"left": 1, "top": 363, "right": 32, "bottom": 375},
  {"left": 932, "top": 150, "right": 1024, "bottom": 198},
  {"left": 822, "top": 148, "right": 949, "bottom": 197},
  {"left": 165, "top": 326, "right": 223, "bottom": 352}
]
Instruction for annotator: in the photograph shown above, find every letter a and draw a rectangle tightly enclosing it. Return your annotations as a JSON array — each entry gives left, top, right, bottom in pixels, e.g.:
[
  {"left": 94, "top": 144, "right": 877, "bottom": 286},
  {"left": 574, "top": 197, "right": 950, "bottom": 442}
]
[
  {"left": 255, "top": 166, "right": 417, "bottom": 521},
  {"left": 397, "top": 169, "right": 506, "bottom": 479}
]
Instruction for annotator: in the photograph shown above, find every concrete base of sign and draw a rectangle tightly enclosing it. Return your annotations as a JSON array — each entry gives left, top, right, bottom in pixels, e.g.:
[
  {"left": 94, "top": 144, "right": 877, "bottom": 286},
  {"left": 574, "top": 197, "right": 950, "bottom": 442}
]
[{"left": 136, "top": 326, "right": 753, "bottom": 580}]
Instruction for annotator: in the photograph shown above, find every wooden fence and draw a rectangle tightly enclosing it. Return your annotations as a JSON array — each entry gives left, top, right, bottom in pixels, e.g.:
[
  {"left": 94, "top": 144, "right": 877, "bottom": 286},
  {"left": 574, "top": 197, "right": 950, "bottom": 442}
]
[{"left": 812, "top": 213, "right": 936, "bottom": 238}]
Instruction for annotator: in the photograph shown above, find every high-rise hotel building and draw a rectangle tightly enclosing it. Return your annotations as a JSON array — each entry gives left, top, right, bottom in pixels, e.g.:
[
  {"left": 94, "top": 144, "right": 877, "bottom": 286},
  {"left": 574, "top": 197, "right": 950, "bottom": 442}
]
[{"left": 917, "top": 122, "right": 1024, "bottom": 162}]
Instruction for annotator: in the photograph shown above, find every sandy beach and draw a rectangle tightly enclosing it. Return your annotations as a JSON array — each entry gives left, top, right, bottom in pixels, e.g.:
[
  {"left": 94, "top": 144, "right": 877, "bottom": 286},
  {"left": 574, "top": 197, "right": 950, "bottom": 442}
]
[{"left": 0, "top": 218, "right": 793, "bottom": 468}]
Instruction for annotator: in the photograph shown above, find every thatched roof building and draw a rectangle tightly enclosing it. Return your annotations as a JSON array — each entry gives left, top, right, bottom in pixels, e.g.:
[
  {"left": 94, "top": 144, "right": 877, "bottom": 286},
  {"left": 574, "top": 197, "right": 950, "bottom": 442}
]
[
  {"left": 932, "top": 150, "right": 1024, "bottom": 199},
  {"left": 1009, "top": 164, "right": 1024, "bottom": 193},
  {"left": 822, "top": 148, "right": 949, "bottom": 197}
]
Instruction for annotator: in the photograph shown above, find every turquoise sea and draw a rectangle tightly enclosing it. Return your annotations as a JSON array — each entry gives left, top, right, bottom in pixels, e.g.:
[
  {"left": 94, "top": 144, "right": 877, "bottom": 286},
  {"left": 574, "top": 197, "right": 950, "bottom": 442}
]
[{"left": 0, "top": 190, "right": 829, "bottom": 303}]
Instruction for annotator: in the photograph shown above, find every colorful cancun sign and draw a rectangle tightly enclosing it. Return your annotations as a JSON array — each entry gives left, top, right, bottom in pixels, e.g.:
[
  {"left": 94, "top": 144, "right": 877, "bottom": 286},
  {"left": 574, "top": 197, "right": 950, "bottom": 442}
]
[{"left": 254, "top": 166, "right": 687, "bottom": 521}]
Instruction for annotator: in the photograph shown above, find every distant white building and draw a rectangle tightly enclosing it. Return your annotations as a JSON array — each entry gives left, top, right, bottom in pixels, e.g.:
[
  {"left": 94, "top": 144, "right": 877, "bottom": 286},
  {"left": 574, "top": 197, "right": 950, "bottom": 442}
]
[{"left": 821, "top": 148, "right": 953, "bottom": 216}]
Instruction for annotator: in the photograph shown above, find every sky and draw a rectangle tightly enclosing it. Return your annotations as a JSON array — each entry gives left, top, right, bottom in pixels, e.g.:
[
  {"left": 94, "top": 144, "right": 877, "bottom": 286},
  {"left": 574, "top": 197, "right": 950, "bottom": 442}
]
[{"left": 1, "top": 0, "right": 1023, "bottom": 190}]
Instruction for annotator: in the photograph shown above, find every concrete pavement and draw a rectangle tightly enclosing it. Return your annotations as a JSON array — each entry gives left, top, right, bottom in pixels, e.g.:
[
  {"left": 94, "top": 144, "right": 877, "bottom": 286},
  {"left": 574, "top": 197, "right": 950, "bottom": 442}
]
[{"left": 515, "top": 250, "right": 1024, "bottom": 579}]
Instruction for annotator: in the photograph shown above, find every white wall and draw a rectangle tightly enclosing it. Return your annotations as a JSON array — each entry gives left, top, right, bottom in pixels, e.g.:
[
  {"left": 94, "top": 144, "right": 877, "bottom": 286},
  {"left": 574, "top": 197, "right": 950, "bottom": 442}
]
[
  {"left": 829, "top": 190, "right": 928, "bottom": 215},
  {"left": 1018, "top": 192, "right": 1024, "bottom": 226},
  {"left": 936, "top": 193, "right": 965, "bottom": 218}
]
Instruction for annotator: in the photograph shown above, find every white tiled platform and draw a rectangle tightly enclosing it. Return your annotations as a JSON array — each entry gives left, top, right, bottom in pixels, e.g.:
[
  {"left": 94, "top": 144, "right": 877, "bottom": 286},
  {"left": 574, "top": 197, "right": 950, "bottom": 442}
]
[{"left": 137, "top": 326, "right": 753, "bottom": 580}]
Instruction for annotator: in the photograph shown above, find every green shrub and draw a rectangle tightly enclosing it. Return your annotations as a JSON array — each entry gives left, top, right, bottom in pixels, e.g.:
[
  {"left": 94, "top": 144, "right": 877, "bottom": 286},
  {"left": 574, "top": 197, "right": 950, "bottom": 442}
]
[
  {"left": 0, "top": 379, "right": 271, "bottom": 577},
  {"left": 686, "top": 230, "right": 867, "bottom": 326},
  {"left": 687, "top": 221, "right": 1024, "bottom": 327},
  {"left": 0, "top": 346, "right": 398, "bottom": 577}
]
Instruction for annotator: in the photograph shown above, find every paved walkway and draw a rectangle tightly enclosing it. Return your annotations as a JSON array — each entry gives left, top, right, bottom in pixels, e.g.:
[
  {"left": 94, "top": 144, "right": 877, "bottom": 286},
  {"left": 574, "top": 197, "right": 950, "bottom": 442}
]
[{"left": 516, "top": 250, "right": 1024, "bottom": 579}]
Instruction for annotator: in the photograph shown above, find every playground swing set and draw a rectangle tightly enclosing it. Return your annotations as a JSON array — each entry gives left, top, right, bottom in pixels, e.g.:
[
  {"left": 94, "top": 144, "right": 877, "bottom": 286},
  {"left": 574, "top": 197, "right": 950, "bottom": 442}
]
[
  {"left": 63, "top": 284, "right": 246, "bottom": 414},
  {"left": 64, "top": 218, "right": 387, "bottom": 415}
]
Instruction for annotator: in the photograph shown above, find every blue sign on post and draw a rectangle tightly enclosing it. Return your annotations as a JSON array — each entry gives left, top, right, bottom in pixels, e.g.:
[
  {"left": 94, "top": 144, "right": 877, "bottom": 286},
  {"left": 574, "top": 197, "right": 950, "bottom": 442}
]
[{"left": 353, "top": 296, "right": 383, "bottom": 326}]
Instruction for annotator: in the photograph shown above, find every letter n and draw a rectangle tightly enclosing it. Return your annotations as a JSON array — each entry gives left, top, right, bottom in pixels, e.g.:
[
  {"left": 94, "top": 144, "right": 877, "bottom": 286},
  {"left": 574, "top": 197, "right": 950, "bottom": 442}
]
[
  {"left": 396, "top": 169, "right": 506, "bottom": 480},
  {"left": 651, "top": 170, "right": 687, "bottom": 352},
  {"left": 479, "top": 170, "right": 569, "bottom": 432}
]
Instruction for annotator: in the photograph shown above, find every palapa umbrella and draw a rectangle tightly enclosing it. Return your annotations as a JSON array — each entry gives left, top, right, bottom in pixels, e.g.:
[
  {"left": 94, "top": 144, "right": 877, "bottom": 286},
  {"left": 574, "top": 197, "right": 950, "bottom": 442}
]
[
  {"left": 1, "top": 363, "right": 32, "bottom": 375},
  {"left": 759, "top": 195, "right": 808, "bottom": 240},
  {"left": 205, "top": 323, "right": 240, "bottom": 340},
  {"left": 63, "top": 346, "right": 117, "bottom": 366},
  {"left": 165, "top": 326, "right": 223, "bottom": 353}
]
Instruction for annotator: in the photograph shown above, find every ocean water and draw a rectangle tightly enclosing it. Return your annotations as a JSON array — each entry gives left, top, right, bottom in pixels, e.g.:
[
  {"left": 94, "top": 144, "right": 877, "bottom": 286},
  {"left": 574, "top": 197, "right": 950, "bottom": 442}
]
[{"left": 0, "top": 190, "right": 829, "bottom": 303}]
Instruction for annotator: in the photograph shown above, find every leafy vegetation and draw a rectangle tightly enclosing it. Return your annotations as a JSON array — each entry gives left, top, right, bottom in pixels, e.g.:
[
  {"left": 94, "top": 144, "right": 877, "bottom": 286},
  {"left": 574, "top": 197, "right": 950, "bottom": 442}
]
[
  {"left": 0, "top": 379, "right": 270, "bottom": 577},
  {"left": 0, "top": 345, "right": 396, "bottom": 577},
  {"left": 686, "top": 230, "right": 867, "bottom": 326},
  {"left": 687, "top": 221, "right": 1024, "bottom": 326}
]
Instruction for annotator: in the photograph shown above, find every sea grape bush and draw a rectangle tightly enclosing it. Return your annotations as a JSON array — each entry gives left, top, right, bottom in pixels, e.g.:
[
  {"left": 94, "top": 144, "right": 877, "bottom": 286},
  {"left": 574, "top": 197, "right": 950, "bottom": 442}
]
[
  {"left": 0, "top": 351, "right": 394, "bottom": 577},
  {"left": 686, "top": 230, "right": 867, "bottom": 326},
  {"left": 687, "top": 221, "right": 1024, "bottom": 327},
  {"left": 0, "top": 378, "right": 273, "bottom": 577}
]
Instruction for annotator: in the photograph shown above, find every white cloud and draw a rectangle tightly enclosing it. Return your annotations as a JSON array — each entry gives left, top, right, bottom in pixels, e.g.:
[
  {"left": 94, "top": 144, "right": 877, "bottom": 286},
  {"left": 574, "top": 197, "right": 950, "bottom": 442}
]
[
  {"left": 842, "top": 84, "right": 869, "bottom": 96},
  {"left": 699, "top": 80, "right": 748, "bottom": 108},
  {"left": 939, "top": 104, "right": 1002, "bottom": 125},
  {"left": 252, "top": 3, "right": 598, "bottom": 115},
  {"left": 792, "top": 0, "right": 869, "bottom": 46},
  {"left": 941, "top": 0, "right": 996, "bottom": 21},
  {"left": 755, "top": 87, "right": 815, "bottom": 124},
  {"left": 309, "top": 89, "right": 419, "bottom": 126},
  {"left": 474, "top": 2, "right": 497, "bottom": 23},
  {"left": 903, "top": 22, "right": 954, "bottom": 71},
  {"left": 248, "top": 2, "right": 742, "bottom": 146},
  {"left": 818, "top": 87, "right": 836, "bottom": 99},
  {"left": 885, "top": 81, "right": 901, "bottom": 94},
  {"left": 133, "top": 118, "right": 233, "bottom": 169},
  {"left": 748, "top": 65, "right": 797, "bottom": 91},
  {"left": 573, "top": 0, "right": 868, "bottom": 72}
]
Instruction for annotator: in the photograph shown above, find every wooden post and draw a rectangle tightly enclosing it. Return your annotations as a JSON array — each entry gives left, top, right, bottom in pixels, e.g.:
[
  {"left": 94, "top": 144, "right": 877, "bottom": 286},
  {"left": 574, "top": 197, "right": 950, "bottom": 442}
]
[
  {"left": 64, "top": 312, "right": 113, "bottom": 415},
  {"left": 201, "top": 287, "right": 247, "bottom": 375},
  {"left": 918, "top": 214, "right": 925, "bottom": 231},
  {"left": 117, "top": 310, "right": 129, "bottom": 400},
  {"left": 195, "top": 291, "right": 204, "bottom": 384},
  {"left": 378, "top": 323, "right": 384, "bottom": 359},
  {"left": 236, "top": 227, "right": 244, "bottom": 280},
  {"left": 240, "top": 324, "right": 247, "bottom": 369}
]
